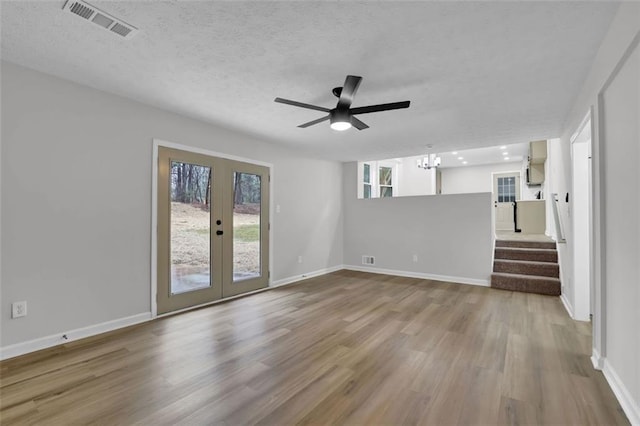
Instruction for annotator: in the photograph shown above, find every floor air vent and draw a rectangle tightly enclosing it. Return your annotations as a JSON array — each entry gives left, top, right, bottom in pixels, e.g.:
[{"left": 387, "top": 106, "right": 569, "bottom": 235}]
[
  {"left": 63, "top": 0, "right": 138, "bottom": 39},
  {"left": 362, "top": 256, "right": 375, "bottom": 266}
]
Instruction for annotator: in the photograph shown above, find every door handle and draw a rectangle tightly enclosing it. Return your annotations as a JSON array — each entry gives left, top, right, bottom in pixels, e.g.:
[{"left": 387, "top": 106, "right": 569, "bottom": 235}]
[{"left": 216, "top": 230, "right": 223, "bottom": 235}]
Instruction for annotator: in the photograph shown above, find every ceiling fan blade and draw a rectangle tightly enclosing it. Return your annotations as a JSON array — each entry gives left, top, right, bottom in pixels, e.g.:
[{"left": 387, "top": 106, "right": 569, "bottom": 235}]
[
  {"left": 350, "top": 116, "right": 369, "bottom": 130},
  {"left": 298, "top": 115, "right": 330, "bottom": 128},
  {"left": 337, "top": 75, "right": 362, "bottom": 109},
  {"left": 274, "top": 97, "right": 331, "bottom": 113},
  {"left": 350, "top": 101, "right": 411, "bottom": 115}
]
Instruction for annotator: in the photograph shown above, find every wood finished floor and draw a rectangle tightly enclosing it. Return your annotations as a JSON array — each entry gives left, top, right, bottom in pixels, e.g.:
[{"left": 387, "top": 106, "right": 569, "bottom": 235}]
[{"left": 0, "top": 270, "right": 629, "bottom": 425}]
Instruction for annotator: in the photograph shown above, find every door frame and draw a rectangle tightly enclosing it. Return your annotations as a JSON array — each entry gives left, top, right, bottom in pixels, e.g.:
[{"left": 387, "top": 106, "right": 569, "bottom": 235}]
[{"left": 151, "top": 138, "right": 273, "bottom": 318}]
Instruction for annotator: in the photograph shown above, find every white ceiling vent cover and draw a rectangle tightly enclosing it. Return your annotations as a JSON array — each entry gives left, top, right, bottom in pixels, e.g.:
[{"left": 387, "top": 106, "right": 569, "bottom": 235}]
[{"left": 62, "top": 0, "right": 138, "bottom": 39}]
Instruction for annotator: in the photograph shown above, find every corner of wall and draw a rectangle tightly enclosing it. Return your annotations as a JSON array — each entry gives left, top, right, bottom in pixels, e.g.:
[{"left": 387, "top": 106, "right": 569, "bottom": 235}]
[{"left": 602, "top": 360, "right": 640, "bottom": 426}]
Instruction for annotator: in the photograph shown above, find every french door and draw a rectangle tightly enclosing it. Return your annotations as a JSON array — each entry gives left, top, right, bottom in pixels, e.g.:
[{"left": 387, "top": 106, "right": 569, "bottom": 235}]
[{"left": 157, "top": 147, "right": 269, "bottom": 314}]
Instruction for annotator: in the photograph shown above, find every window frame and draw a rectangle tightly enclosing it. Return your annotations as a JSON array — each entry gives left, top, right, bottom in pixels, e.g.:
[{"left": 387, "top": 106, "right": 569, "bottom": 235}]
[
  {"left": 363, "top": 163, "right": 372, "bottom": 199},
  {"left": 379, "top": 165, "right": 393, "bottom": 198}
]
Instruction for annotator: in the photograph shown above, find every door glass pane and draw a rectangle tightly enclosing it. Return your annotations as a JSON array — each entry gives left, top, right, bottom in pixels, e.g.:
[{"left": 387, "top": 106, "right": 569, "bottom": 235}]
[
  {"left": 497, "top": 176, "right": 517, "bottom": 203},
  {"left": 363, "top": 163, "right": 370, "bottom": 183},
  {"left": 170, "top": 161, "right": 211, "bottom": 295},
  {"left": 233, "top": 172, "right": 261, "bottom": 282}
]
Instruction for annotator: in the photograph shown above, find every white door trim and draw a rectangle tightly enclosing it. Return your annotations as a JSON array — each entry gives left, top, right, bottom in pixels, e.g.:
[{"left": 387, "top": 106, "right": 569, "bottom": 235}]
[{"left": 151, "top": 138, "right": 274, "bottom": 319}]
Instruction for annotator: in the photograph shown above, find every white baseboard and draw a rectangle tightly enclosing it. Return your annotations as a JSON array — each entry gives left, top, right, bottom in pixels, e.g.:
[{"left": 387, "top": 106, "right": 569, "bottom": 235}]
[
  {"left": 0, "top": 312, "right": 152, "bottom": 361},
  {"left": 0, "top": 265, "right": 484, "bottom": 361},
  {"left": 1, "top": 266, "right": 346, "bottom": 360},
  {"left": 591, "top": 348, "right": 604, "bottom": 370},
  {"left": 271, "top": 265, "right": 344, "bottom": 287},
  {"left": 343, "top": 265, "right": 490, "bottom": 287},
  {"left": 602, "top": 359, "right": 640, "bottom": 425},
  {"left": 560, "top": 293, "right": 575, "bottom": 318}
]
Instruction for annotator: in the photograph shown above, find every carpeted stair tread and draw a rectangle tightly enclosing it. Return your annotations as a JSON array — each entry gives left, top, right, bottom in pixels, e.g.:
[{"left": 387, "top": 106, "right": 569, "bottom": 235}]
[
  {"left": 491, "top": 272, "right": 560, "bottom": 282},
  {"left": 493, "top": 259, "right": 560, "bottom": 278},
  {"left": 496, "top": 240, "right": 556, "bottom": 250},
  {"left": 491, "top": 272, "right": 560, "bottom": 296},
  {"left": 494, "top": 247, "right": 558, "bottom": 263}
]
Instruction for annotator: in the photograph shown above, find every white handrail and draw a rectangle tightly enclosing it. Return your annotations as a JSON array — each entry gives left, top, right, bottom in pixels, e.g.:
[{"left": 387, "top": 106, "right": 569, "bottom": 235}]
[{"left": 551, "top": 193, "right": 566, "bottom": 243}]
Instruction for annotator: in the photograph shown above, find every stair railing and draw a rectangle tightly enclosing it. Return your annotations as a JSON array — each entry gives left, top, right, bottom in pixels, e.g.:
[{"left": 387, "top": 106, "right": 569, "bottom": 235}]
[{"left": 551, "top": 193, "right": 566, "bottom": 243}]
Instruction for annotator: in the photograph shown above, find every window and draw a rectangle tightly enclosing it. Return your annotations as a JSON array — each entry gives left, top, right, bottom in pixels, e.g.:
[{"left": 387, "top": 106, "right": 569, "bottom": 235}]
[
  {"left": 363, "top": 163, "right": 372, "bottom": 199},
  {"left": 379, "top": 166, "right": 393, "bottom": 197},
  {"left": 357, "top": 160, "right": 399, "bottom": 199},
  {"left": 497, "top": 176, "right": 516, "bottom": 202}
]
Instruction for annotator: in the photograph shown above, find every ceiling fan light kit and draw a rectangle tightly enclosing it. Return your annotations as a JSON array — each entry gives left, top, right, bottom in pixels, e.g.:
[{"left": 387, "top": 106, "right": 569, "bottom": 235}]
[
  {"left": 275, "top": 75, "right": 410, "bottom": 131},
  {"left": 329, "top": 110, "right": 352, "bottom": 131}
]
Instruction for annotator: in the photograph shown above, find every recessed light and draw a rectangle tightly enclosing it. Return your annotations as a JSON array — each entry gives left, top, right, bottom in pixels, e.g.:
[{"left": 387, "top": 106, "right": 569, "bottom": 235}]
[
  {"left": 452, "top": 151, "right": 458, "bottom": 155},
  {"left": 504, "top": 157, "right": 510, "bottom": 160},
  {"left": 457, "top": 157, "right": 463, "bottom": 160},
  {"left": 502, "top": 152, "right": 509, "bottom": 156},
  {"left": 462, "top": 161, "right": 468, "bottom": 165},
  {"left": 500, "top": 146, "right": 507, "bottom": 149}
]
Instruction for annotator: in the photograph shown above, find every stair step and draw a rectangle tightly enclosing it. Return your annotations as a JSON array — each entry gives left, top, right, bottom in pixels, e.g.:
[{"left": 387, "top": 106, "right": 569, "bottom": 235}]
[
  {"left": 491, "top": 273, "right": 561, "bottom": 296},
  {"left": 493, "top": 259, "right": 559, "bottom": 278},
  {"left": 495, "top": 247, "right": 558, "bottom": 263},
  {"left": 496, "top": 240, "right": 556, "bottom": 250}
]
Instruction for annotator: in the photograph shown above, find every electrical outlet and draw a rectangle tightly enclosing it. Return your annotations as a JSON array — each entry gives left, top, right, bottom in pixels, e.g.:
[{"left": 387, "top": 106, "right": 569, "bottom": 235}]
[
  {"left": 12, "top": 301, "right": 27, "bottom": 318},
  {"left": 412, "top": 254, "right": 418, "bottom": 262},
  {"left": 297, "top": 256, "right": 303, "bottom": 264},
  {"left": 362, "top": 256, "right": 375, "bottom": 265}
]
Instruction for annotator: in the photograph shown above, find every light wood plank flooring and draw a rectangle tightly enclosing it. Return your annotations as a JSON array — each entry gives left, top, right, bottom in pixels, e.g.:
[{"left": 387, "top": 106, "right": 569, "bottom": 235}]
[{"left": 0, "top": 270, "right": 628, "bottom": 425}]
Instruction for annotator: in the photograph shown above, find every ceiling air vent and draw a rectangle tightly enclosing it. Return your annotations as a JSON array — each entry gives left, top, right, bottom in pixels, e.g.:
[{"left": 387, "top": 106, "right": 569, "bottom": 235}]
[{"left": 62, "top": 0, "right": 138, "bottom": 39}]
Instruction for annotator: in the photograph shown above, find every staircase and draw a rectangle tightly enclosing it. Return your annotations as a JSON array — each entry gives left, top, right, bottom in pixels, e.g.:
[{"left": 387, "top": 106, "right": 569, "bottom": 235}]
[{"left": 491, "top": 240, "right": 561, "bottom": 296}]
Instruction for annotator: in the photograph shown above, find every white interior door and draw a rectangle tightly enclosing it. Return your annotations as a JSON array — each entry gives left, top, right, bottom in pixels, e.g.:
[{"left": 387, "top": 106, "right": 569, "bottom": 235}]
[
  {"left": 572, "top": 125, "right": 592, "bottom": 321},
  {"left": 493, "top": 172, "right": 521, "bottom": 231}
]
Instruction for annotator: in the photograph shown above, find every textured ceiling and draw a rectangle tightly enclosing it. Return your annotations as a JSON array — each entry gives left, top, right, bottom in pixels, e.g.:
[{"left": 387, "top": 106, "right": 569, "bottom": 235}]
[{"left": 1, "top": 1, "right": 618, "bottom": 161}]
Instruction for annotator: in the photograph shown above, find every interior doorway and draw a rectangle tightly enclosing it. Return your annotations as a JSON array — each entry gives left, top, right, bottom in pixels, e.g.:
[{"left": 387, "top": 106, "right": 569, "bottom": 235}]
[
  {"left": 571, "top": 114, "right": 592, "bottom": 321},
  {"left": 493, "top": 172, "right": 521, "bottom": 231},
  {"left": 156, "top": 146, "right": 270, "bottom": 315}
]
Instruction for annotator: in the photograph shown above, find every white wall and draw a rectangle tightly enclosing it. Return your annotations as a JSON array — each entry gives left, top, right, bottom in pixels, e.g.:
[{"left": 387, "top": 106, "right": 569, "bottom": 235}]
[
  {"left": 343, "top": 162, "right": 493, "bottom": 285},
  {"left": 1, "top": 61, "right": 344, "bottom": 350},
  {"left": 396, "top": 156, "right": 436, "bottom": 197},
  {"left": 547, "top": 137, "right": 574, "bottom": 307},
  {"left": 440, "top": 161, "right": 534, "bottom": 198},
  {"left": 551, "top": 3, "right": 640, "bottom": 423}
]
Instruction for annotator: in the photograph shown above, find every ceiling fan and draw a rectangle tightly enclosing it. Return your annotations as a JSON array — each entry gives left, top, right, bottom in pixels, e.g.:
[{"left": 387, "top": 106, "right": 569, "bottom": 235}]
[{"left": 274, "top": 75, "right": 410, "bottom": 131}]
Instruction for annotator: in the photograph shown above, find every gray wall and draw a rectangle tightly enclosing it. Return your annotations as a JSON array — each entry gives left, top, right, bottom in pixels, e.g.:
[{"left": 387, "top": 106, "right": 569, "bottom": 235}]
[
  {"left": 1, "top": 61, "right": 343, "bottom": 347},
  {"left": 553, "top": 3, "right": 640, "bottom": 421},
  {"left": 343, "top": 162, "right": 493, "bottom": 284},
  {"left": 601, "top": 38, "right": 639, "bottom": 418}
]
